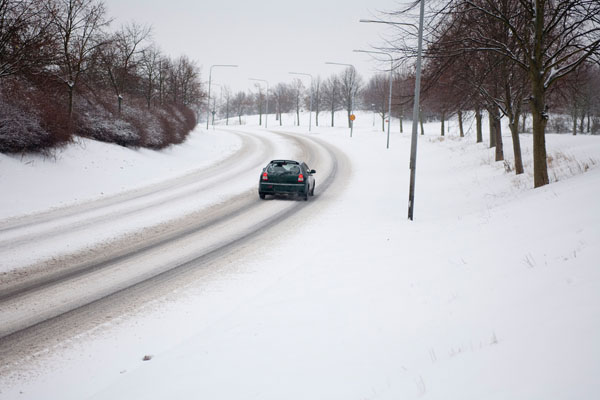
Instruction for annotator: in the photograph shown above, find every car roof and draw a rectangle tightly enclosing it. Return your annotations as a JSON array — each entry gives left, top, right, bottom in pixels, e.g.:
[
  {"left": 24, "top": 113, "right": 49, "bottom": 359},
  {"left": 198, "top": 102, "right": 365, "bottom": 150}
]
[{"left": 269, "top": 160, "right": 300, "bottom": 164}]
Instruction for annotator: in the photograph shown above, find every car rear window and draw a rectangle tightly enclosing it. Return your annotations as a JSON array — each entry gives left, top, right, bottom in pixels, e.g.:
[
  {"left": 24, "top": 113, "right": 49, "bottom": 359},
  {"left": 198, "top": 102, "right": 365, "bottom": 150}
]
[{"left": 267, "top": 163, "right": 301, "bottom": 175}]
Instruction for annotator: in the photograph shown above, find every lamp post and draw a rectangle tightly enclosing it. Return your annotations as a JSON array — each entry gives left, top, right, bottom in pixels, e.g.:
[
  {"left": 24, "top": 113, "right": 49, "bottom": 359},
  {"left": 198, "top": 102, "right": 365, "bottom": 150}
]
[
  {"left": 325, "top": 62, "right": 356, "bottom": 137},
  {"left": 249, "top": 78, "right": 269, "bottom": 128},
  {"left": 360, "top": 4, "right": 425, "bottom": 220},
  {"left": 289, "top": 72, "right": 313, "bottom": 132},
  {"left": 354, "top": 49, "right": 394, "bottom": 149},
  {"left": 206, "top": 64, "right": 238, "bottom": 129}
]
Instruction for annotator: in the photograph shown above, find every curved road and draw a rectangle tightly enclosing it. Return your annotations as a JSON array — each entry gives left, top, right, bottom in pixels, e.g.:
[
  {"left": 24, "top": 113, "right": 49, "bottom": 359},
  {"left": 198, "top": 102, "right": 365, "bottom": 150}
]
[{"left": 0, "top": 127, "right": 350, "bottom": 372}]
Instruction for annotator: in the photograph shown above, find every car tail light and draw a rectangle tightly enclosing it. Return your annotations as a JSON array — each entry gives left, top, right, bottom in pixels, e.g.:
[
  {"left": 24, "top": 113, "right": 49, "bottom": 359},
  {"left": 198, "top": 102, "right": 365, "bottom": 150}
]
[
  {"left": 298, "top": 173, "right": 304, "bottom": 182},
  {"left": 262, "top": 172, "right": 268, "bottom": 181}
]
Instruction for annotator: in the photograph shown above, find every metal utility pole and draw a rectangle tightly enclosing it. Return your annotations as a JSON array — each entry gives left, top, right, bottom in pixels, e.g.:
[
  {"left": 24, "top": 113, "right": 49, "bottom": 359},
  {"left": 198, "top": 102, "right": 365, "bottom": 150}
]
[
  {"left": 289, "top": 72, "right": 313, "bottom": 132},
  {"left": 325, "top": 62, "right": 356, "bottom": 137},
  {"left": 206, "top": 64, "right": 238, "bottom": 129},
  {"left": 408, "top": 0, "right": 425, "bottom": 221},
  {"left": 360, "top": 6, "right": 425, "bottom": 220},
  {"left": 249, "top": 78, "right": 269, "bottom": 129},
  {"left": 354, "top": 50, "right": 394, "bottom": 149}
]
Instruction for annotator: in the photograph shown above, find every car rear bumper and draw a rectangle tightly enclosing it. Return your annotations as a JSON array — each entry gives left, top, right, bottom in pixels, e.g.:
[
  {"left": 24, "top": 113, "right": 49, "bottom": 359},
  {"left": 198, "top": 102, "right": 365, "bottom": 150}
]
[{"left": 259, "top": 182, "right": 307, "bottom": 195}]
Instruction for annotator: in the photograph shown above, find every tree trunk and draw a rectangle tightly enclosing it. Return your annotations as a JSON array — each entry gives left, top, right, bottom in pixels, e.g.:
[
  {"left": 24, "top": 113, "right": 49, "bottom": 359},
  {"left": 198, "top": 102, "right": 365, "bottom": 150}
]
[
  {"left": 458, "top": 110, "right": 464, "bottom": 137},
  {"left": 529, "top": 0, "right": 549, "bottom": 188},
  {"left": 521, "top": 112, "right": 527, "bottom": 133},
  {"left": 226, "top": 101, "right": 229, "bottom": 126},
  {"left": 572, "top": 111, "right": 577, "bottom": 135},
  {"left": 419, "top": 110, "right": 424, "bottom": 135},
  {"left": 509, "top": 118, "right": 524, "bottom": 174},
  {"left": 530, "top": 80, "right": 549, "bottom": 187},
  {"left": 381, "top": 112, "right": 385, "bottom": 132},
  {"left": 488, "top": 109, "right": 496, "bottom": 148},
  {"left": 587, "top": 112, "right": 591, "bottom": 133},
  {"left": 440, "top": 112, "right": 445, "bottom": 136},
  {"left": 400, "top": 115, "right": 403, "bottom": 133},
  {"left": 495, "top": 115, "right": 504, "bottom": 161},
  {"left": 68, "top": 87, "right": 74, "bottom": 120},
  {"left": 475, "top": 107, "right": 483, "bottom": 143}
]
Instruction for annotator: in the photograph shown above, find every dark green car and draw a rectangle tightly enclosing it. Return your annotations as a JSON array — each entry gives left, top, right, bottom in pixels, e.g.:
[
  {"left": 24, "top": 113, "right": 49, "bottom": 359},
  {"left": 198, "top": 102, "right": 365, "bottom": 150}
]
[{"left": 258, "top": 160, "right": 316, "bottom": 200}]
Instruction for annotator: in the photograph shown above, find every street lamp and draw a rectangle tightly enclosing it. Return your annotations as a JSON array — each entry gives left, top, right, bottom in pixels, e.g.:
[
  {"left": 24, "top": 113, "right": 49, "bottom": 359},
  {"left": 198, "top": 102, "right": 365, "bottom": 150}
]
[
  {"left": 206, "top": 64, "right": 238, "bottom": 129},
  {"left": 354, "top": 49, "right": 395, "bottom": 149},
  {"left": 359, "top": 19, "right": 419, "bottom": 31},
  {"left": 360, "top": 4, "right": 425, "bottom": 220},
  {"left": 289, "top": 72, "right": 313, "bottom": 132},
  {"left": 325, "top": 62, "right": 356, "bottom": 137},
  {"left": 249, "top": 78, "right": 269, "bottom": 129}
]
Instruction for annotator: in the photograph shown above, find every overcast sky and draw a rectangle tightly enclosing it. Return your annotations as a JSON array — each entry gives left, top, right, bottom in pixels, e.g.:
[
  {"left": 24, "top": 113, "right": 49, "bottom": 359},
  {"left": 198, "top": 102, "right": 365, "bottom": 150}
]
[{"left": 103, "top": 0, "right": 407, "bottom": 92}]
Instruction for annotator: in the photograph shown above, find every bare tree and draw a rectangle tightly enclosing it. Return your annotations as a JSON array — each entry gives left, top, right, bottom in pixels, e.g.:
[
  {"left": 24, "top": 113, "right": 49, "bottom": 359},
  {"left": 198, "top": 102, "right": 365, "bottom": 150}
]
[
  {"left": 0, "top": 0, "right": 55, "bottom": 79},
  {"left": 313, "top": 75, "right": 322, "bottom": 126},
  {"left": 338, "top": 67, "right": 362, "bottom": 128},
  {"left": 322, "top": 75, "right": 340, "bottom": 127},
  {"left": 220, "top": 86, "right": 231, "bottom": 125},
  {"left": 252, "top": 83, "right": 265, "bottom": 125},
  {"left": 231, "top": 90, "right": 247, "bottom": 125},
  {"left": 291, "top": 78, "right": 304, "bottom": 126},
  {"left": 460, "top": 0, "right": 600, "bottom": 186},
  {"left": 101, "top": 22, "right": 150, "bottom": 114},
  {"left": 272, "top": 82, "right": 293, "bottom": 125},
  {"left": 48, "top": 0, "right": 108, "bottom": 119},
  {"left": 139, "top": 45, "right": 161, "bottom": 108},
  {"left": 363, "top": 73, "right": 389, "bottom": 132}
]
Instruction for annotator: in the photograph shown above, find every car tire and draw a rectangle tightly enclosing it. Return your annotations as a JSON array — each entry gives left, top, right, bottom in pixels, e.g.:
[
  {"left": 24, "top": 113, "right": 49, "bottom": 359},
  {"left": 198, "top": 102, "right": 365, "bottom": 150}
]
[
  {"left": 259, "top": 192, "right": 266, "bottom": 199},
  {"left": 303, "top": 191, "right": 308, "bottom": 201}
]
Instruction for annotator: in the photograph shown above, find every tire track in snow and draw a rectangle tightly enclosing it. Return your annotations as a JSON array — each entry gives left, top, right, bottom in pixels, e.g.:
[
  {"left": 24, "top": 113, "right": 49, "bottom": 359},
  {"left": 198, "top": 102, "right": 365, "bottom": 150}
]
[
  {"left": 0, "top": 129, "right": 346, "bottom": 348},
  {"left": 0, "top": 129, "right": 349, "bottom": 374},
  {"left": 0, "top": 131, "right": 272, "bottom": 251}
]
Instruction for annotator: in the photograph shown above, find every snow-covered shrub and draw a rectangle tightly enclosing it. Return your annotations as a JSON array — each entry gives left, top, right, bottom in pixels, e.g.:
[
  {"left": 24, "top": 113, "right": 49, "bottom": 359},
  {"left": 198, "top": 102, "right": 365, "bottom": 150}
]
[
  {"left": 75, "top": 96, "right": 141, "bottom": 147},
  {"left": 1, "top": 78, "right": 197, "bottom": 153},
  {"left": 0, "top": 99, "right": 48, "bottom": 152},
  {"left": 547, "top": 115, "right": 569, "bottom": 133},
  {"left": 0, "top": 79, "right": 72, "bottom": 153}
]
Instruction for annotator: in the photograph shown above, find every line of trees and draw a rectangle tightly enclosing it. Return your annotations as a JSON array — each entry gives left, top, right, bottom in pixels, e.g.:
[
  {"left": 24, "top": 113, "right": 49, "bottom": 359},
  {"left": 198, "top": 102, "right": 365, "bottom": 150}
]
[
  {"left": 207, "top": 68, "right": 363, "bottom": 129},
  {"left": 379, "top": 0, "right": 600, "bottom": 188},
  {"left": 0, "top": 0, "right": 204, "bottom": 153}
]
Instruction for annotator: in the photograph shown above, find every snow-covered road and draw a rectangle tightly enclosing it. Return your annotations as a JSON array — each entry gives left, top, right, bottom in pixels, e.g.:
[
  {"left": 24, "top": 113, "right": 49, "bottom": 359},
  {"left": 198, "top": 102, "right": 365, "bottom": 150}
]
[{"left": 0, "top": 127, "right": 348, "bottom": 354}]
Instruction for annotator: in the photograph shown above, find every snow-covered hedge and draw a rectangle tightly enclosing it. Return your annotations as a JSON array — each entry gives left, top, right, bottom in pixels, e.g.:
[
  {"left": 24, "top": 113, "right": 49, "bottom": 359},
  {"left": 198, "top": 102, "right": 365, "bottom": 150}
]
[{"left": 0, "top": 79, "right": 197, "bottom": 154}]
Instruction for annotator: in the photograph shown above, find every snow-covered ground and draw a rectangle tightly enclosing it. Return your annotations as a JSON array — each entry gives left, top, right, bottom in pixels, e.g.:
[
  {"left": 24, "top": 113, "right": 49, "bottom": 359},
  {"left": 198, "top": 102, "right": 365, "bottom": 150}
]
[
  {"left": 0, "top": 127, "right": 242, "bottom": 219},
  {"left": 1, "top": 111, "right": 599, "bottom": 399}
]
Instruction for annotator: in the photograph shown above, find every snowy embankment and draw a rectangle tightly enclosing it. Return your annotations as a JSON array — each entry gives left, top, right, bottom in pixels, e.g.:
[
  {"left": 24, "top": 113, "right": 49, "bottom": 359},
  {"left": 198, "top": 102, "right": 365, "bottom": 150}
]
[
  {"left": 1, "top": 112, "right": 599, "bottom": 399},
  {"left": 0, "top": 126, "right": 242, "bottom": 219}
]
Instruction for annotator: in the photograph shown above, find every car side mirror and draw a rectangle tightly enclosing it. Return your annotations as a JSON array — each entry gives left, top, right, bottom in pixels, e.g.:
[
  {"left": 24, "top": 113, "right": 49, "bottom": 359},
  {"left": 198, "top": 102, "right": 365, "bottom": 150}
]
[{"left": 310, "top": 169, "right": 316, "bottom": 174}]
